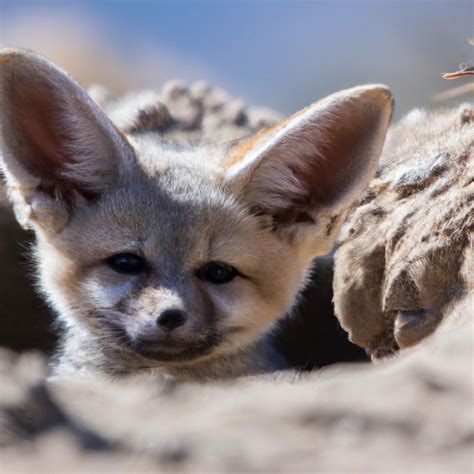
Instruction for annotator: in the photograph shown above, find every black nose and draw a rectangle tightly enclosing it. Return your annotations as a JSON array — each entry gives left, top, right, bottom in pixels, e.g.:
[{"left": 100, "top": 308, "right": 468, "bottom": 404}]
[{"left": 156, "top": 308, "right": 187, "bottom": 331}]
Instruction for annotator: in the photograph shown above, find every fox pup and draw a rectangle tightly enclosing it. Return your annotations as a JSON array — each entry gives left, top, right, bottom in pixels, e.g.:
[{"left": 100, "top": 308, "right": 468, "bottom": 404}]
[{"left": 0, "top": 49, "right": 393, "bottom": 379}]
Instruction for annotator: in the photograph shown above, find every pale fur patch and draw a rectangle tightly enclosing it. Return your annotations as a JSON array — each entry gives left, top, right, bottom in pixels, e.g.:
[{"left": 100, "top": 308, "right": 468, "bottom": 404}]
[{"left": 87, "top": 279, "right": 136, "bottom": 309}]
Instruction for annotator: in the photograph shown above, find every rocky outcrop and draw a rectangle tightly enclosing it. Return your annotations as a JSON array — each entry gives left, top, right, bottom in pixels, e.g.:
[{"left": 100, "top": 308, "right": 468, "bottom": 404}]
[
  {"left": 89, "top": 80, "right": 282, "bottom": 143},
  {"left": 334, "top": 104, "right": 473, "bottom": 357}
]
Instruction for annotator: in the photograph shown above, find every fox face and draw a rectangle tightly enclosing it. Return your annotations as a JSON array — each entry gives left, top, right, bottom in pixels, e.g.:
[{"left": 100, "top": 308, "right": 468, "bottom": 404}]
[
  {"left": 39, "top": 166, "right": 303, "bottom": 367},
  {"left": 0, "top": 49, "right": 393, "bottom": 376}
]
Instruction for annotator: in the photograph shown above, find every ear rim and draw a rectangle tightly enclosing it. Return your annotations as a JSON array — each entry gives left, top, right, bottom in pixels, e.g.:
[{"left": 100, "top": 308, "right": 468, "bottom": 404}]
[
  {"left": 224, "top": 84, "right": 394, "bottom": 216},
  {"left": 0, "top": 47, "right": 136, "bottom": 201}
]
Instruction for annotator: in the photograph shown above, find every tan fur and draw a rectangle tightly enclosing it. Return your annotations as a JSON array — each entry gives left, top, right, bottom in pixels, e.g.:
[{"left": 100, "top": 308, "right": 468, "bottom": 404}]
[{"left": 0, "top": 48, "right": 392, "bottom": 379}]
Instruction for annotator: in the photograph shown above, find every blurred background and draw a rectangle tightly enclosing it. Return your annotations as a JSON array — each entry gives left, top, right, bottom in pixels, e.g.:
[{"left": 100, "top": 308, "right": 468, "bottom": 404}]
[{"left": 1, "top": 0, "right": 472, "bottom": 119}]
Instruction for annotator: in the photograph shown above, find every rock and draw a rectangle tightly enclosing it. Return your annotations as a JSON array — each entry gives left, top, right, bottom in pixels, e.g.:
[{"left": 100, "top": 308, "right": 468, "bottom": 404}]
[{"left": 334, "top": 104, "right": 474, "bottom": 356}]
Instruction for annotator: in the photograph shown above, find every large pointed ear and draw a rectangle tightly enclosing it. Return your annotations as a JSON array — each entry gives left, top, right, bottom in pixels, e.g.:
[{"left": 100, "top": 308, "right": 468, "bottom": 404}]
[
  {"left": 0, "top": 48, "right": 135, "bottom": 232},
  {"left": 224, "top": 85, "right": 393, "bottom": 257}
]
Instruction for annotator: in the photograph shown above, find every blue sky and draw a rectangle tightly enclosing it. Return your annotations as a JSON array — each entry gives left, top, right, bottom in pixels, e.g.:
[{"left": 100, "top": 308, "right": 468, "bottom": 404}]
[{"left": 1, "top": 1, "right": 472, "bottom": 116}]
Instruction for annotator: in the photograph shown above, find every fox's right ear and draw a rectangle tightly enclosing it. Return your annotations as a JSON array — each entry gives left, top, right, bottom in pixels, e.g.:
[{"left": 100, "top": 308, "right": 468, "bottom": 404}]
[{"left": 0, "top": 48, "right": 135, "bottom": 233}]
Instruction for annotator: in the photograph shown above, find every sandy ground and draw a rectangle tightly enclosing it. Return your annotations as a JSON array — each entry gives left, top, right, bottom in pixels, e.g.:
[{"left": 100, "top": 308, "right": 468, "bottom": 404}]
[{"left": 0, "top": 313, "right": 472, "bottom": 473}]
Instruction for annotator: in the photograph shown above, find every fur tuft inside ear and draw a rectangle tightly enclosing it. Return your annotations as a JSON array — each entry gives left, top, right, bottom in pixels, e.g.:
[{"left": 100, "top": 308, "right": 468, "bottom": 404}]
[{"left": 225, "top": 85, "right": 393, "bottom": 255}]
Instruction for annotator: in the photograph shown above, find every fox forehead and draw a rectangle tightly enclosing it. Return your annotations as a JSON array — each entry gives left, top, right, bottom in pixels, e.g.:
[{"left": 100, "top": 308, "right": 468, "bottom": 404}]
[
  {"left": 51, "top": 155, "right": 274, "bottom": 271},
  {"left": 130, "top": 134, "right": 229, "bottom": 180}
]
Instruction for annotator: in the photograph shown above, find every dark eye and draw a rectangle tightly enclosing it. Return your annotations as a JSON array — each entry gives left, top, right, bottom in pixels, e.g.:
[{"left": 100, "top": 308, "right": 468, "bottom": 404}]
[
  {"left": 106, "top": 253, "right": 148, "bottom": 275},
  {"left": 197, "top": 261, "right": 239, "bottom": 284}
]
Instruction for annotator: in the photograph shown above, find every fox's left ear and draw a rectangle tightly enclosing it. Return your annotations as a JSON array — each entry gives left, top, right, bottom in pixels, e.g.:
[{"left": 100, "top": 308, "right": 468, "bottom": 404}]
[{"left": 225, "top": 85, "right": 393, "bottom": 257}]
